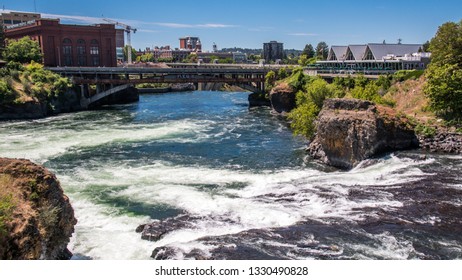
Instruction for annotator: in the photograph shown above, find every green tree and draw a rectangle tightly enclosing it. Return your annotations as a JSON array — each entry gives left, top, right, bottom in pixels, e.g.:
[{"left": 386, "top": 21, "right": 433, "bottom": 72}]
[
  {"left": 427, "top": 21, "right": 462, "bottom": 66},
  {"left": 265, "top": 70, "right": 276, "bottom": 91},
  {"left": 298, "top": 54, "right": 309, "bottom": 66},
  {"left": 424, "top": 20, "right": 462, "bottom": 121},
  {"left": 3, "top": 37, "right": 42, "bottom": 64},
  {"left": 288, "top": 77, "right": 343, "bottom": 139},
  {"left": 422, "top": 40, "right": 430, "bottom": 52},
  {"left": 299, "top": 78, "right": 337, "bottom": 108},
  {"left": 315, "top": 41, "right": 329, "bottom": 60},
  {"left": 123, "top": 46, "right": 137, "bottom": 63},
  {"left": 278, "top": 67, "right": 288, "bottom": 79},
  {"left": 288, "top": 101, "right": 319, "bottom": 139},
  {"left": 183, "top": 53, "right": 198, "bottom": 63},
  {"left": 302, "top": 44, "right": 315, "bottom": 58}
]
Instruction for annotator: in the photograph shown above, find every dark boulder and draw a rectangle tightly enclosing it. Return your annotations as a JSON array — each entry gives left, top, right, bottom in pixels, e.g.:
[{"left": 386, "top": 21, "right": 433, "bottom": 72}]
[
  {"left": 0, "top": 101, "right": 47, "bottom": 120},
  {"left": 269, "top": 83, "right": 296, "bottom": 114},
  {"left": 308, "top": 98, "right": 419, "bottom": 169},
  {"left": 248, "top": 93, "right": 271, "bottom": 107}
]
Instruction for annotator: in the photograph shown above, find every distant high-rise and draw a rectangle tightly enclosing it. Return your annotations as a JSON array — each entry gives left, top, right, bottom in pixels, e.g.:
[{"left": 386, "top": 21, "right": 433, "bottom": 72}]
[
  {"left": 179, "top": 36, "right": 201, "bottom": 52},
  {"left": 263, "top": 41, "right": 284, "bottom": 62}
]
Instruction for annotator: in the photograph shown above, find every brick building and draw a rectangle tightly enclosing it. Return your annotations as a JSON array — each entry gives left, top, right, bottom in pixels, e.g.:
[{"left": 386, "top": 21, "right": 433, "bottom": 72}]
[
  {"left": 179, "top": 36, "right": 202, "bottom": 52},
  {"left": 5, "top": 18, "right": 118, "bottom": 67}
]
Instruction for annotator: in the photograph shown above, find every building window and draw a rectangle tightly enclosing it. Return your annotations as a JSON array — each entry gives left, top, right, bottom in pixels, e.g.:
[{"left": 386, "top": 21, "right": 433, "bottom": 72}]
[
  {"left": 90, "top": 46, "right": 99, "bottom": 55},
  {"left": 77, "top": 46, "right": 86, "bottom": 66},
  {"left": 62, "top": 38, "right": 73, "bottom": 66},
  {"left": 90, "top": 39, "right": 100, "bottom": 66},
  {"left": 91, "top": 56, "right": 100, "bottom": 66},
  {"left": 63, "top": 45, "right": 72, "bottom": 55},
  {"left": 77, "top": 39, "right": 86, "bottom": 66},
  {"left": 77, "top": 46, "right": 86, "bottom": 55}
]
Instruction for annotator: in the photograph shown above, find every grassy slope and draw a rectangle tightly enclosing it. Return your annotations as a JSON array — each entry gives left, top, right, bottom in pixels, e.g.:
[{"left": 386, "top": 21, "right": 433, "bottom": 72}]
[{"left": 383, "top": 75, "right": 435, "bottom": 123}]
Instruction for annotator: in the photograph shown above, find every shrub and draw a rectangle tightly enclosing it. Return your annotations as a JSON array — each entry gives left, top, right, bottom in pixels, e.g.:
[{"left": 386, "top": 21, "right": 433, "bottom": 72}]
[
  {"left": 393, "top": 70, "right": 424, "bottom": 82},
  {"left": 3, "top": 37, "right": 42, "bottom": 64},
  {"left": 0, "top": 175, "right": 16, "bottom": 237},
  {"left": 415, "top": 123, "right": 437, "bottom": 137},
  {"left": 38, "top": 202, "right": 60, "bottom": 237},
  {"left": 0, "top": 79, "right": 17, "bottom": 104},
  {"left": 288, "top": 101, "right": 319, "bottom": 139}
]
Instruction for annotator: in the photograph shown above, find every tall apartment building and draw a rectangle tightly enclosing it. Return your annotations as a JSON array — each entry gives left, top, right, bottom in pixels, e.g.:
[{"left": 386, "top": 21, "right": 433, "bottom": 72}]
[{"left": 263, "top": 41, "right": 284, "bottom": 62}]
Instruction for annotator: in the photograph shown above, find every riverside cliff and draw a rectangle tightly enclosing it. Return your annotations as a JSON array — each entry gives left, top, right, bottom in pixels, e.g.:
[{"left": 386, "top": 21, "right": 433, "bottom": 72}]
[
  {"left": 0, "top": 158, "right": 76, "bottom": 260},
  {"left": 308, "top": 98, "right": 419, "bottom": 169}
]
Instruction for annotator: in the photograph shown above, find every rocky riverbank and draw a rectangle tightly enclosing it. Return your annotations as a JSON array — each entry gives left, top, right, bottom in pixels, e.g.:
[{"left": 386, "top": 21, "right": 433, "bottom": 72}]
[
  {"left": 0, "top": 158, "right": 76, "bottom": 259},
  {"left": 137, "top": 83, "right": 195, "bottom": 94},
  {"left": 419, "top": 132, "right": 462, "bottom": 154},
  {"left": 0, "top": 86, "right": 139, "bottom": 120}
]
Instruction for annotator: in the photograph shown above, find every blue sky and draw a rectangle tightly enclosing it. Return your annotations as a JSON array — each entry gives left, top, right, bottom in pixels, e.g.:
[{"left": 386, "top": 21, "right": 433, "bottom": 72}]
[{"left": 2, "top": 0, "right": 462, "bottom": 51}]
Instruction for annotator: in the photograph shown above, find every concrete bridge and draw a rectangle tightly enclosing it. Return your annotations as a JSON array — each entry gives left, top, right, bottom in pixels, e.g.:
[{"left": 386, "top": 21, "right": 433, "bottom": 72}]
[{"left": 48, "top": 64, "right": 287, "bottom": 107}]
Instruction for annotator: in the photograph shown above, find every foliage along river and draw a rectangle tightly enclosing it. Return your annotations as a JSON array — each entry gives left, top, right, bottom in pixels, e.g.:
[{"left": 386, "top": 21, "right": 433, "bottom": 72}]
[{"left": 1, "top": 91, "right": 461, "bottom": 260}]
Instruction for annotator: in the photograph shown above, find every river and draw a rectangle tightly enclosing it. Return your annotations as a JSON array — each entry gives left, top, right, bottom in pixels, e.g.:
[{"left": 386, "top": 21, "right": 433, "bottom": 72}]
[{"left": 0, "top": 91, "right": 461, "bottom": 260}]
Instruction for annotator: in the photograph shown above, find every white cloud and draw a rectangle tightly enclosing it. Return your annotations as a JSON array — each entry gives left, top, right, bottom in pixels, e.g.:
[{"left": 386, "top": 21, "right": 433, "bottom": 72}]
[
  {"left": 38, "top": 11, "right": 236, "bottom": 30},
  {"left": 41, "top": 12, "right": 103, "bottom": 25},
  {"left": 136, "top": 29, "right": 160, "bottom": 33}
]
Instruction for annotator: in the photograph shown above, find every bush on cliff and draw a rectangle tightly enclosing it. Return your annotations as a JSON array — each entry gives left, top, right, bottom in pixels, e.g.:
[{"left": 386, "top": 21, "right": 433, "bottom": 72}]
[
  {"left": 3, "top": 37, "right": 42, "bottom": 65},
  {"left": 0, "top": 79, "right": 18, "bottom": 105},
  {"left": 0, "top": 61, "right": 71, "bottom": 106},
  {"left": 23, "top": 62, "right": 71, "bottom": 102},
  {"left": 0, "top": 175, "right": 16, "bottom": 237},
  {"left": 288, "top": 77, "right": 344, "bottom": 138}
]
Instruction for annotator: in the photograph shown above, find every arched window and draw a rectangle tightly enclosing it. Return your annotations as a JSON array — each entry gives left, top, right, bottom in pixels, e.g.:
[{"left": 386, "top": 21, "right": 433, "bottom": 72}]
[
  {"left": 76, "top": 39, "right": 86, "bottom": 66},
  {"left": 90, "top": 39, "right": 100, "bottom": 66},
  {"left": 62, "top": 38, "right": 73, "bottom": 66}
]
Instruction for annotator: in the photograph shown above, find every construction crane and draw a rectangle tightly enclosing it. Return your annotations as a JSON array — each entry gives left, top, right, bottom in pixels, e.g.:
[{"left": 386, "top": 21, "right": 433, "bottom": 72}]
[{"left": 103, "top": 18, "right": 137, "bottom": 64}]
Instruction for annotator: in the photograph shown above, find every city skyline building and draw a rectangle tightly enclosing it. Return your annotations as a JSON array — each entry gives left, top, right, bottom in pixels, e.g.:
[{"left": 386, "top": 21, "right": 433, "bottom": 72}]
[{"left": 263, "top": 41, "right": 284, "bottom": 62}]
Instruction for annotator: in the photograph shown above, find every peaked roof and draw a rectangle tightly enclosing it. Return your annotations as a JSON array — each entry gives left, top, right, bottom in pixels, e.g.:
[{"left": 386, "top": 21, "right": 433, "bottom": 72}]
[
  {"left": 328, "top": 46, "right": 348, "bottom": 61},
  {"left": 347, "top": 45, "right": 367, "bottom": 61},
  {"left": 367, "top": 43, "right": 422, "bottom": 60}
]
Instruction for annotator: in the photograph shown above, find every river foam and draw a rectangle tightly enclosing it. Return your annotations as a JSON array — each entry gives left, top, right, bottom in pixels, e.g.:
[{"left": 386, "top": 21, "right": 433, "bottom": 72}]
[{"left": 1, "top": 91, "right": 460, "bottom": 260}]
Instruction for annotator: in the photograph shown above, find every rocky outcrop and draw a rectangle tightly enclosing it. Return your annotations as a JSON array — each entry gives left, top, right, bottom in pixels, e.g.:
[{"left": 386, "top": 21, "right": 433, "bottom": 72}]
[
  {"left": 0, "top": 158, "right": 76, "bottom": 260},
  {"left": 0, "top": 101, "right": 48, "bottom": 120},
  {"left": 419, "top": 132, "right": 462, "bottom": 154},
  {"left": 269, "top": 83, "right": 296, "bottom": 114},
  {"left": 248, "top": 93, "right": 271, "bottom": 107},
  {"left": 171, "top": 83, "right": 195, "bottom": 92},
  {"left": 308, "top": 98, "right": 419, "bottom": 169}
]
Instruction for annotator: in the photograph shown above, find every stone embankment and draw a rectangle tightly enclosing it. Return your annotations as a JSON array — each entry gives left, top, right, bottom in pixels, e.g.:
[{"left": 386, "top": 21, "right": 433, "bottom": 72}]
[
  {"left": 308, "top": 98, "right": 419, "bottom": 169},
  {"left": 419, "top": 132, "right": 462, "bottom": 154},
  {"left": 0, "top": 86, "right": 139, "bottom": 120},
  {"left": 0, "top": 158, "right": 76, "bottom": 260}
]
